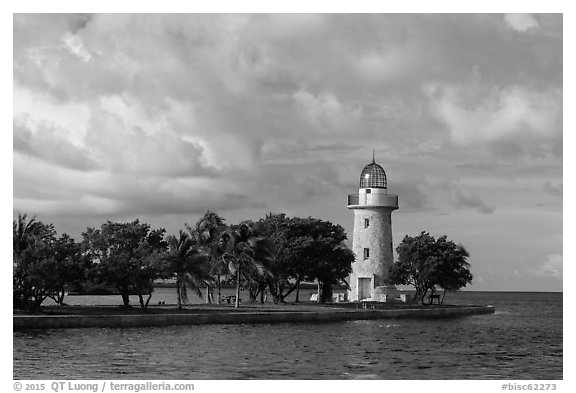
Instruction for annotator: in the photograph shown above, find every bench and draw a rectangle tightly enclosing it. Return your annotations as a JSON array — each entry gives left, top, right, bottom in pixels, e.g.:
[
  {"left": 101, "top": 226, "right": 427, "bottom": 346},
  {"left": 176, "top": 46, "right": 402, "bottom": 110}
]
[
  {"left": 429, "top": 294, "right": 441, "bottom": 305},
  {"left": 221, "top": 295, "right": 242, "bottom": 304},
  {"left": 360, "top": 300, "right": 377, "bottom": 310}
]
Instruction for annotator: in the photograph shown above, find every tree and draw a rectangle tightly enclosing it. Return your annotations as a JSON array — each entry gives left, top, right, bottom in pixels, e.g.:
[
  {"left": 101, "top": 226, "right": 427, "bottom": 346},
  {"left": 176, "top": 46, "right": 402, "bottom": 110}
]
[
  {"left": 81, "top": 220, "right": 167, "bottom": 309},
  {"left": 254, "top": 214, "right": 354, "bottom": 304},
  {"left": 255, "top": 214, "right": 310, "bottom": 303},
  {"left": 187, "top": 211, "right": 227, "bottom": 303},
  {"left": 389, "top": 231, "right": 473, "bottom": 304},
  {"left": 314, "top": 246, "right": 355, "bottom": 304},
  {"left": 252, "top": 214, "right": 302, "bottom": 303},
  {"left": 13, "top": 213, "right": 41, "bottom": 308},
  {"left": 13, "top": 213, "right": 43, "bottom": 257},
  {"left": 13, "top": 214, "right": 58, "bottom": 311},
  {"left": 159, "top": 230, "right": 210, "bottom": 309},
  {"left": 46, "top": 233, "right": 85, "bottom": 306},
  {"left": 219, "top": 222, "right": 276, "bottom": 308},
  {"left": 294, "top": 218, "right": 354, "bottom": 304},
  {"left": 434, "top": 241, "right": 473, "bottom": 303}
]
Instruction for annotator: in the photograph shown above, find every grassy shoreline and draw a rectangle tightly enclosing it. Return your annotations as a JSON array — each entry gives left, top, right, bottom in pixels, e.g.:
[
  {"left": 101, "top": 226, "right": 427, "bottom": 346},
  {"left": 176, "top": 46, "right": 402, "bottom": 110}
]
[
  {"left": 13, "top": 303, "right": 495, "bottom": 330},
  {"left": 14, "top": 301, "right": 475, "bottom": 316}
]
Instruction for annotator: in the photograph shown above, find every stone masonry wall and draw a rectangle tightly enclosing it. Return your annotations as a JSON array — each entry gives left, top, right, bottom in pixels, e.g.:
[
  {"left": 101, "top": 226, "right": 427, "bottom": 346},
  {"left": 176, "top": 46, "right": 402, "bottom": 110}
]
[{"left": 349, "top": 207, "right": 395, "bottom": 301}]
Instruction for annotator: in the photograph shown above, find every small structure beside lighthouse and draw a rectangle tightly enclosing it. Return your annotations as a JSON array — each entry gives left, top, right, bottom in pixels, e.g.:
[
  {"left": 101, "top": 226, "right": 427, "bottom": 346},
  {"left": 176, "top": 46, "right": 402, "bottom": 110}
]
[{"left": 347, "top": 156, "right": 399, "bottom": 302}]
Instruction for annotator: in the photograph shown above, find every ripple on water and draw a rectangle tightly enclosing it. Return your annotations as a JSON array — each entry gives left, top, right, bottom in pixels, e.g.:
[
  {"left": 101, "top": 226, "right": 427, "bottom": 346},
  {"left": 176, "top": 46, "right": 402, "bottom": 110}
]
[{"left": 14, "top": 292, "right": 563, "bottom": 379}]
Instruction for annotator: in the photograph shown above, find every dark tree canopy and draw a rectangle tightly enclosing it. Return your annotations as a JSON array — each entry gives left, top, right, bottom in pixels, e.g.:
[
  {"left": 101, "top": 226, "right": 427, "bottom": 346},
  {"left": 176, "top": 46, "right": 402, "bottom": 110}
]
[
  {"left": 253, "top": 214, "right": 354, "bottom": 303},
  {"left": 188, "top": 211, "right": 228, "bottom": 303},
  {"left": 219, "top": 221, "right": 277, "bottom": 308},
  {"left": 13, "top": 214, "right": 58, "bottom": 310},
  {"left": 14, "top": 211, "right": 355, "bottom": 310},
  {"left": 46, "top": 233, "right": 85, "bottom": 306},
  {"left": 13, "top": 214, "right": 85, "bottom": 311},
  {"left": 389, "top": 231, "right": 472, "bottom": 303},
  {"left": 81, "top": 219, "right": 167, "bottom": 308},
  {"left": 159, "top": 230, "right": 211, "bottom": 309}
]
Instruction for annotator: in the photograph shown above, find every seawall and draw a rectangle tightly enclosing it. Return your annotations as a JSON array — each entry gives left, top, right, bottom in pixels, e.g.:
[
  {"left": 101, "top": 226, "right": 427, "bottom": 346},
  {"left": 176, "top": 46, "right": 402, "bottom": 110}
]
[{"left": 14, "top": 305, "right": 494, "bottom": 330}]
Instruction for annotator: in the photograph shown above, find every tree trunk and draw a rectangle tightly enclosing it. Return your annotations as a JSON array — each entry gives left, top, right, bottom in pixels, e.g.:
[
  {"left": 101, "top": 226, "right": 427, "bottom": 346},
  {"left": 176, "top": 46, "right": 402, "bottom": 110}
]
[
  {"left": 317, "top": 281, "right": 322, "bottom": 303},
  {"left": 441, "top": 289, "right": 447, "bottom": 304},
  {"left": 295, "top": 280, "right": 300, "bottom": 303},
  {"left": 321, "top": 283, "right": 333, "bottom": 303},
  {"left": 138, "top": 294, "right": 144, "bottom": 309},
  {"left": 28, "top": 290, "right": 48, "bottom": 312},
  {"left": 267, "top": 282, "right": 279, "bottom": 304},
  {"left": 145, "top": 293, "right": 152, "bottom": 309},
  {"left": 120, "top": 286, "right": 130, "bottom": 307},
  {"left": 57, "top": 287, "right": 66, "bottom": 306},
  {"left": 419, "top": 288, "right": 429, "bottom": 304},
  {"left": 30, "top": 296, "right": 45, "bottom": 312},
  {"left": 176, "top": 279, "right": 182, "bottom": 310},
  {"left": 235, "top": 265, "right": 241, "bottom": 308},
  {"left": 205, "top": 286, "right": 211, "bottom": 304},
  {"left": 260, "top": 285, "right": 265, "bottom": 304},
  {"left": 248, "top": 284, "right": 258, "bottom": 303},
  {"left": 217, "top": 275, "right": 221, "bottom": 305}
]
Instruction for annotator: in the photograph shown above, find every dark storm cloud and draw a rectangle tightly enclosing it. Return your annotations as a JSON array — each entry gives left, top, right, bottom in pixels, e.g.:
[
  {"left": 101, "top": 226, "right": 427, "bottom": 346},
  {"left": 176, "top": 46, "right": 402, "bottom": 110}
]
[
  {"left": 393, "top": 182, "right": 428, "bottom": 211},
  {"left": 449, "top": 182, "right": 496, "bottom": 214},
  {"left": 13, "top": 123, "right": 101, "bottom": 171},
  {"left": 13, "top": 14, "right": 562, "bottom": 290}
]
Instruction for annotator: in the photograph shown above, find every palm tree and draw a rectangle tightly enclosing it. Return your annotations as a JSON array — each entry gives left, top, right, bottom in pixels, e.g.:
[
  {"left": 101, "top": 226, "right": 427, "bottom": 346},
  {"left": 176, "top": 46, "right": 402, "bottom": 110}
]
[
  {"left": 220, "top": 223, "right": 276, "bottom": 308},
  {"left": 13, "top": 213, "right": 57, "bottom": 310},
  {"left": 13, "top": 213, "right": 42, "bottom": 258},
  {"left": 187, "top": 211, "right": 227, "bottom": 304},
  {"left": 162, "top": 230, "right": 210, "bottom": 310},
  {"left": 208, "top": 239, "right": 229, "bottom": 305}
]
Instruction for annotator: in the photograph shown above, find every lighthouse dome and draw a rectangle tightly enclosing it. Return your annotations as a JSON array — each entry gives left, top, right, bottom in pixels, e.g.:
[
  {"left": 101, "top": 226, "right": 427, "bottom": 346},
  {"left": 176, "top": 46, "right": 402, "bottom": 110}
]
[{"left": 360, "top": 161, "right": 387, "bottom": 189}]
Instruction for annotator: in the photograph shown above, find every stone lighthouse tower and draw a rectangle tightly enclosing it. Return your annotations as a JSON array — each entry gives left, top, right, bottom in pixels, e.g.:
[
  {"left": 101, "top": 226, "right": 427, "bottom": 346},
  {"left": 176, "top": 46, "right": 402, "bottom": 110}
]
[{"left": 347, "top": 156, "right": 399, "bottom": 302}]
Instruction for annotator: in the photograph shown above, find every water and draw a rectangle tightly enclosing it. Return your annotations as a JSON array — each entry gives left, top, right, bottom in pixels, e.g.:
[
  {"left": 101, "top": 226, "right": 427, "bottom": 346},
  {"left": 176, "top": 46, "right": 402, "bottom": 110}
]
[{"left": 13, "top": 292, "right": 562, "bottom": 379}]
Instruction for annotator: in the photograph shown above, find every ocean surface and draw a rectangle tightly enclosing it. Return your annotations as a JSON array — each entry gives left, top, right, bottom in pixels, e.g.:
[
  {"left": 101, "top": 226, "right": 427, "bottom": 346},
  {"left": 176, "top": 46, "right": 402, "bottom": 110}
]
[{"left": 13, "top": 291, "right": 562, "bottom": 380}]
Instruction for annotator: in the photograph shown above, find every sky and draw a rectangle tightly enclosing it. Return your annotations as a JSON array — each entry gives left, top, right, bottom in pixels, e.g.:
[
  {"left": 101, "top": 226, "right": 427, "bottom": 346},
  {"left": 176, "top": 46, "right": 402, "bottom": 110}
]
[{"left": 12, "top": 13, "right": 563, "bottom": 292}]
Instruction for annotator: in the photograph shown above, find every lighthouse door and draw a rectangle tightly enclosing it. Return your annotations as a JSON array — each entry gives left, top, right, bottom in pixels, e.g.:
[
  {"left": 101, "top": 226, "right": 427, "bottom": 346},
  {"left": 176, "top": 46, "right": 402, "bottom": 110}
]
[{"left": 358, "top": 278, "right": 372, "bottom": 300}]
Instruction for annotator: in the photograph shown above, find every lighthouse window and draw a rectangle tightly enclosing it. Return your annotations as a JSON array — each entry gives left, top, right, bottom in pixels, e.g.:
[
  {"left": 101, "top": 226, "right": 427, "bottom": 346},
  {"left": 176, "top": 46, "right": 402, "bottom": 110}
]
[
  {"left": 364, "top": 218, "right": 369, "bottom": 228},
  {"left": 363, "top": 248, "right": 370, "bottom": 259}
]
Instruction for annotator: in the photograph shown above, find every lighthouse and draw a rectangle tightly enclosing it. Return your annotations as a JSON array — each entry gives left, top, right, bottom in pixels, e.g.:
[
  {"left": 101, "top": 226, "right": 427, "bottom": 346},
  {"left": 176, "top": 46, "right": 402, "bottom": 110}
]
[{"left": 347, "top": 156, "right": 399, "bottom": 302}]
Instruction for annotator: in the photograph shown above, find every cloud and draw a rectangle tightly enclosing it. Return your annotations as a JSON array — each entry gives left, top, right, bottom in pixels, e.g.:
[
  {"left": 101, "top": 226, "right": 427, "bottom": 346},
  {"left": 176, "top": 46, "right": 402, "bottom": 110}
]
[
  {"left": 528, "top": 254, "right": 563, "bottom": 279},
  {"left": 448, "top": 182, "right": 495, "bottom": 214},
  {"left": 13, "top": 154, "right": 265, "bottom": 219},
  {"left": 259, "top": 14, "right": 326, "bottom": 39},
  {"left": 291, "top": 88, "right": 360, "bottom": 132},
  {"left": 426, "top": 80, "right": 561, "bottom": 155},
  {"left": 356, "top": 47, "right": 414, "bottom": 83},
  {"left": 13, "top": 84, "right": 91, "bottom": 146},
  {"left": 544, "top": 181, "right": 563, "bottom": 198},
  {"left": 61, "top": 31, "right": 92, "bottom": 62},
  {"left": 504, "top": 14, "right": 540, "bottom": 32},
  {"left": 83, "top": 103, "right": 218, "bottom": 177},
  {"left": 12, "top": 14, "right": 563, "bottom": 294},
  {"left": 262, "top": 140, "right": 350, "bottom": 164},
  {"left": 13, "top": 122, "right": 100, "bottom": 171},
  {"left": 393, "top": 182, "right": 428, "bottom": 211}
]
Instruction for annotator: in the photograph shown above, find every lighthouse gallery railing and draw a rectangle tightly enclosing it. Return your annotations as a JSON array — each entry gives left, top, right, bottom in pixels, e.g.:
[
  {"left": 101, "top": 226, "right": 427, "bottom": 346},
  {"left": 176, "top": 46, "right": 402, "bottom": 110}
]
[{"left": 347, "top": 193, "right": 398, "bottom": 207}]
